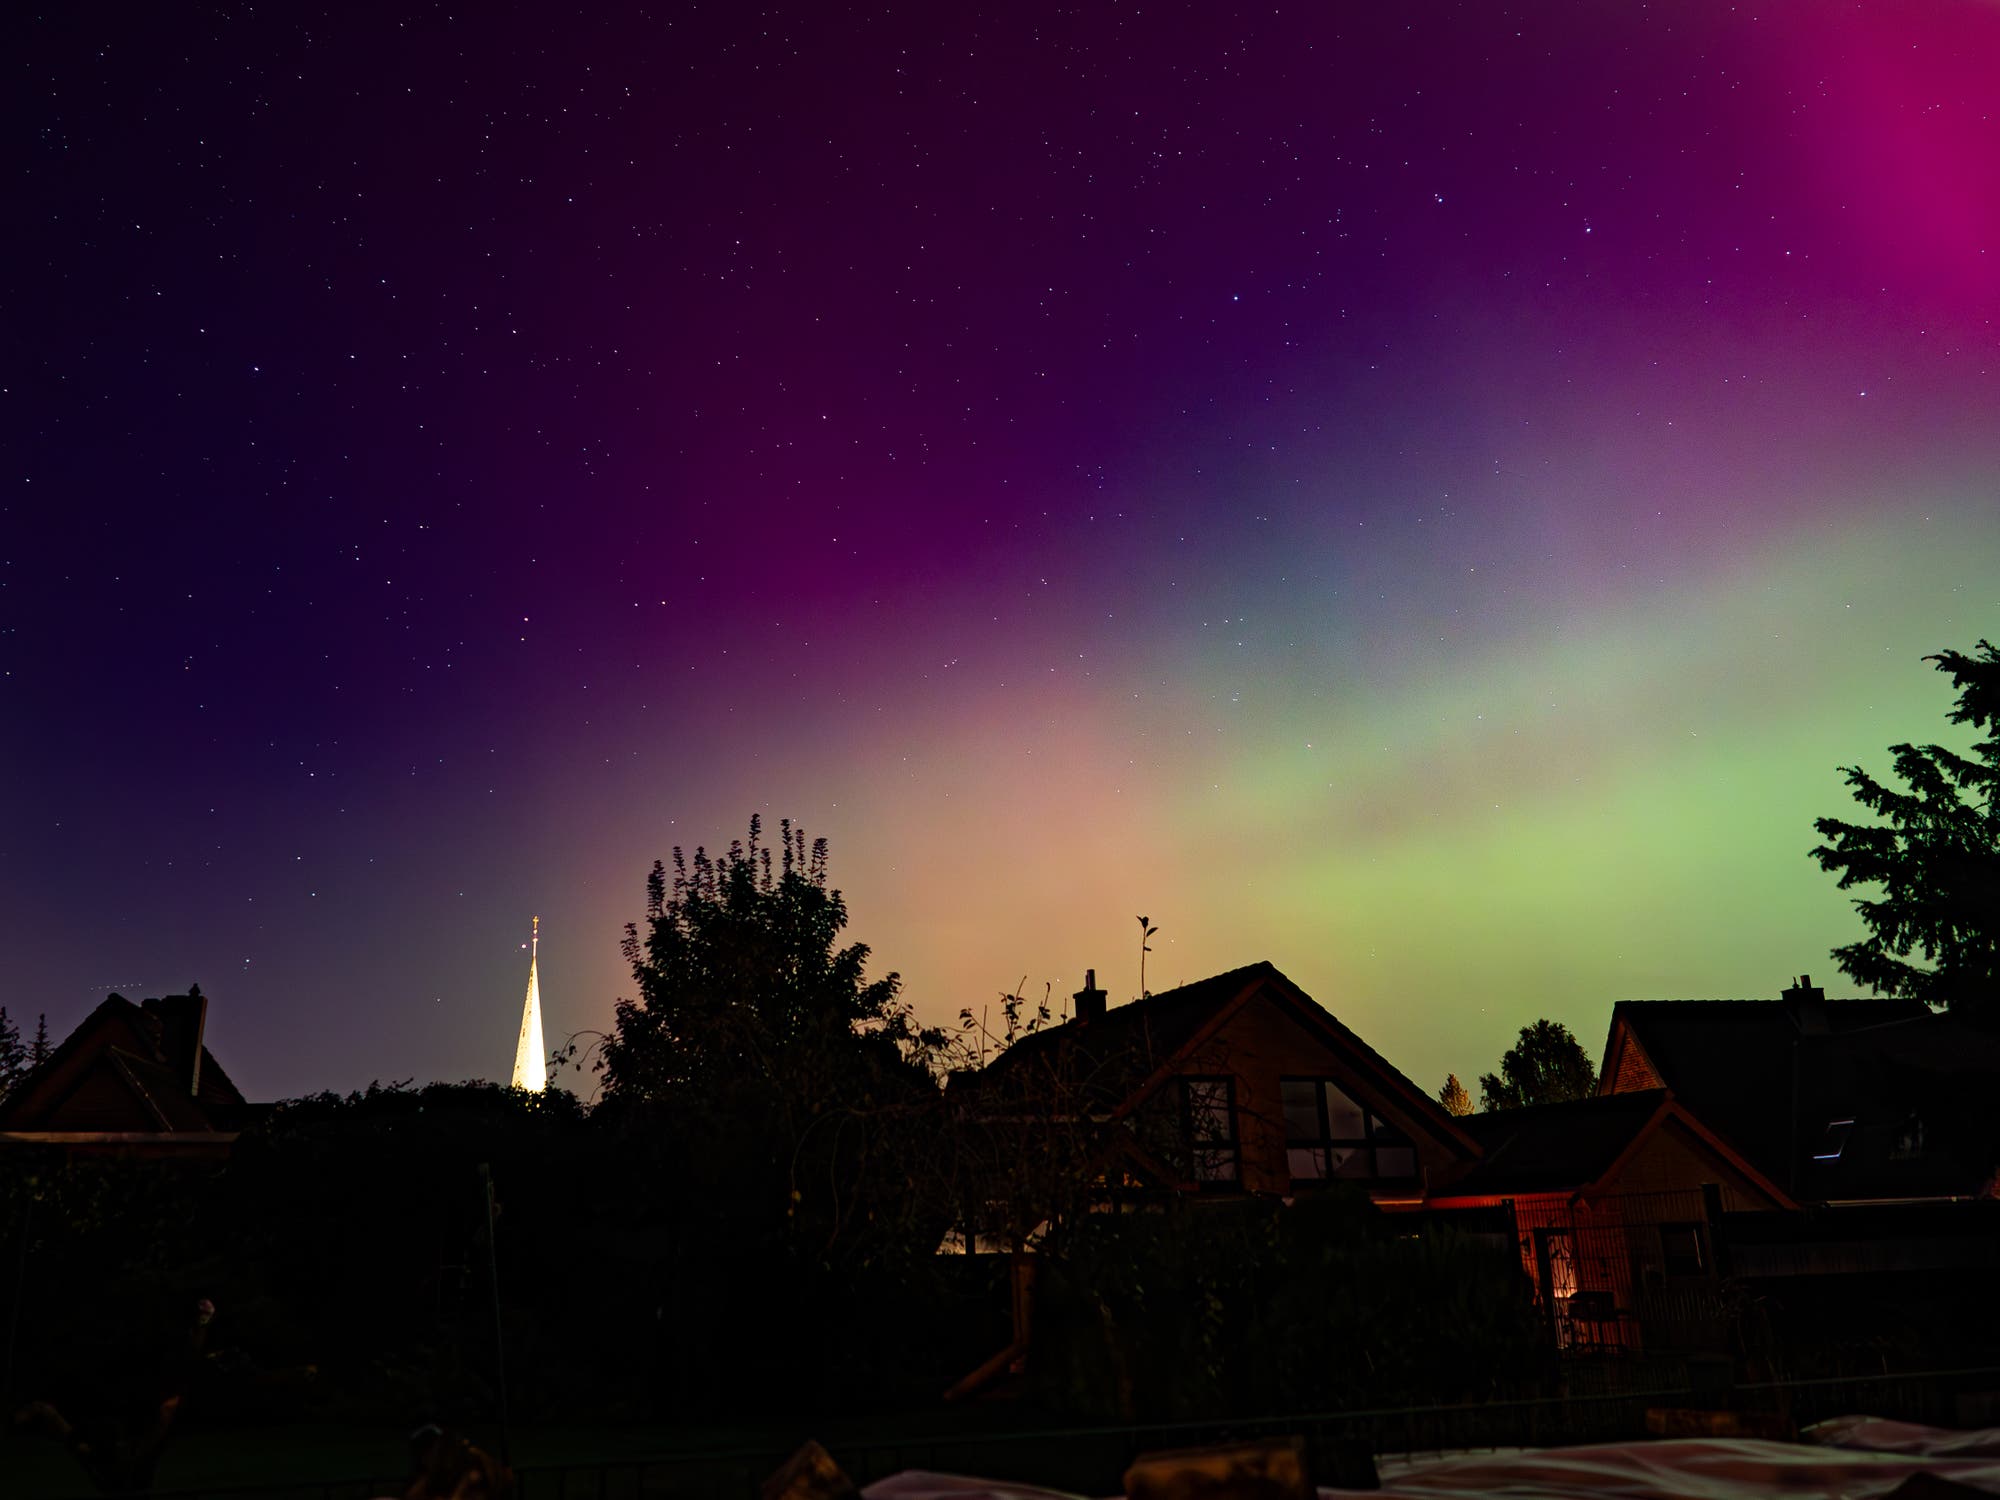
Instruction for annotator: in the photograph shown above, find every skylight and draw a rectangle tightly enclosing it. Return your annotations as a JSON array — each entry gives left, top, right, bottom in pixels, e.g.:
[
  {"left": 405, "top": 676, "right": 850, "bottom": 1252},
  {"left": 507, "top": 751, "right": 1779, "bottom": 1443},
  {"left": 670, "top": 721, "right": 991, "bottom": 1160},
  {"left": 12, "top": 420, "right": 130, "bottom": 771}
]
[{"left": 1813, "top": 1119, "right": 1855, "bottom": 1162}]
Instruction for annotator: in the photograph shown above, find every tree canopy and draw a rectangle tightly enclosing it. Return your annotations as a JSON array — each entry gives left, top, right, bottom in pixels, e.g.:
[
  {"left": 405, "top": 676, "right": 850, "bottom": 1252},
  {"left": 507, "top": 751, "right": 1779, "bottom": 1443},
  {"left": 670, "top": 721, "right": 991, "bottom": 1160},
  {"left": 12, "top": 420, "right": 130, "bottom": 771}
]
[
  {"left": 1436, "top": 1073, "right": 1472, "bottom": 1117},
  {"left": 596, "top": 816, "right": 948, "bottom": 1277},
  {"left": 1478, "top": 1020, "right": 1596, "bottom": 1111},
  {"left": 599, "top": 815, "right": 942, "bottom": 1099},
  {"left": 1811, "top": 641, "right": 2000, "bottom": 1016}
]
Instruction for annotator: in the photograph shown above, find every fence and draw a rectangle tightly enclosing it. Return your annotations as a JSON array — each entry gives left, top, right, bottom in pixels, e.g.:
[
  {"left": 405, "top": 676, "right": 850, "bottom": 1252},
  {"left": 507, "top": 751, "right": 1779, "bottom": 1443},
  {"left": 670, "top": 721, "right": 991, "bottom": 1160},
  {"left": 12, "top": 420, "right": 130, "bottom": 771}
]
[
  {"left": 1506, "top": 1187, "right": 1749, "bottom": 1357},
  {"left": 62, "top": 1361, "right": 2000, "bottom": 1500}
]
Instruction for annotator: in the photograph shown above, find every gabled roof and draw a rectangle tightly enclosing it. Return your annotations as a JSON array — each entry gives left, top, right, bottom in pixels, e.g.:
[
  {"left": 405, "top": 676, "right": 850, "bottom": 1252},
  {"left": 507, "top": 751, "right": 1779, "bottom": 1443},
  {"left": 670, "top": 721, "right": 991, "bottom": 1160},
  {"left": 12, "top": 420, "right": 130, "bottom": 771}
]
[
  {"left": 1440, "top": 1090, "right": 1792, "bottom": 1205},
  {"left": 972, "top": 962, "right": 1275, "bottom": 1083},
  {"left": 1598, "top": 997, "right": 1926, "bottom": 1183},
  {"left": 0, "top": 991, "right": 249, "bottom": 1134},
  {"left": 967, "top": 960, "right": 1479, "bottom": 1161},
  {"left": 1450, "top": 1091, "right": 1670, "bottom": 1196}
]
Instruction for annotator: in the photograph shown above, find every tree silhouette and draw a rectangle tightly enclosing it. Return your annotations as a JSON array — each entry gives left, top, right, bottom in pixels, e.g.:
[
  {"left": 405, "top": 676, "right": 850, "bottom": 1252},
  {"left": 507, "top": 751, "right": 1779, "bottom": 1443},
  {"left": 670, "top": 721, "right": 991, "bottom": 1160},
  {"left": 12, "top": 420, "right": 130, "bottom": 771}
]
[
  {"left": 0, "top": 1006, "right": 25, "bottom": 1101},
  {"left": 1478, "top": 1021, "right": 1596, "bottom": 1111},
  {"left": 31, "top": 1013, "right": 51, "bottom": 1068},
  {"left": 598, "top": 816, "right": 948, "bottom": 1273},
  {"left": 1436, "top": 1073, "right": 1472, "bottom": 1117},
  {"left": 1811, "top": 641, "right": 2000, "bottom": 1016},
  {"left": 601, "top": 815, "right": 941, "bottom": 1097}
]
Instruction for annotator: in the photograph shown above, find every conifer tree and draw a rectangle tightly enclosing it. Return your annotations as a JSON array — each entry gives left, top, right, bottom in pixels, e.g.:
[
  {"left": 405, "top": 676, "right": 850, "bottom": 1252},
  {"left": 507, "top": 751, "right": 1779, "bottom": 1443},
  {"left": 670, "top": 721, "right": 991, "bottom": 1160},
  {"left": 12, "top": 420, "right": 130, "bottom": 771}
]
[
  {"left": 31, "top": 1013, "right": 51, "bottom": 1068},
  {"left": 1812, "top": 642, "right": 2000, "bottom": 1015},
  {"left": 1437, "top": 1072, "right": 1472, "bottom": 1117},
  {"left": 0, "top": 1007, "right": 25, "bottom": 1100}
]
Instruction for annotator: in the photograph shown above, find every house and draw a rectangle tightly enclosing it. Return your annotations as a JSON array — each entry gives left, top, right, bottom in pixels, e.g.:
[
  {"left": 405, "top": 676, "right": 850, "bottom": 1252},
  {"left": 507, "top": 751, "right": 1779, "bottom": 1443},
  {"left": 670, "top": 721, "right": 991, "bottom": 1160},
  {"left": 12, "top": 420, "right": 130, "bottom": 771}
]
[
  {"left": 1802, "top": 1013, "right": 2000, "bottom": 1202},
  {"left": 0, "top": 987, "right": 251, "bottom": 1158},
  {"left": 942, "top": 961, "right": 1485, "bottom": 1398},
  {"left": 1427, "top": 1090, "right": 1792, "bottom": 1351},
  {"left": 1598, "top": 976, "right": 1999, "bottom": 1203},
  {"left": 954, "top": 961, "right": 1481, "bottom": 1213}
]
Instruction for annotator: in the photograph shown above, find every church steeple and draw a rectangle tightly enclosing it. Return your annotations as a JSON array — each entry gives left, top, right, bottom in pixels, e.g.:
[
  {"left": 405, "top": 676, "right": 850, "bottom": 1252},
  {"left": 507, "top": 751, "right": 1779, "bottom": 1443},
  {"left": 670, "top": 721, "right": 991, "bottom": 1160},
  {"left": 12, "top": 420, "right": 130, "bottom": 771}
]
[{"left": 511, "top": 916, "right": 546, "bottom": 1093}]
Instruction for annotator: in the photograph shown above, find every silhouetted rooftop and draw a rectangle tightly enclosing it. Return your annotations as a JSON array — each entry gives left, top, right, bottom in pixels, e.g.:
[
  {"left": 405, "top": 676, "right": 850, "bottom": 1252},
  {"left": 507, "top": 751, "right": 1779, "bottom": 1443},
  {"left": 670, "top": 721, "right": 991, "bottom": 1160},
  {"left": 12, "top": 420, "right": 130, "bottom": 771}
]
[
  {"left": 959, "top": 961, "right": 1474, "bottom": 1158},
  {"left": 0, "top": 991, "right": 249, "bottom": 1134},
  {"left": 1449, "top": 1091, "right": 1670, "bottom": 1195},
  {"left": 971, "top": 960, "right": 1279, "bottom": 1082},
  {"left": 1605, "top": 997, "right": 1926, "bottom": 1184}
]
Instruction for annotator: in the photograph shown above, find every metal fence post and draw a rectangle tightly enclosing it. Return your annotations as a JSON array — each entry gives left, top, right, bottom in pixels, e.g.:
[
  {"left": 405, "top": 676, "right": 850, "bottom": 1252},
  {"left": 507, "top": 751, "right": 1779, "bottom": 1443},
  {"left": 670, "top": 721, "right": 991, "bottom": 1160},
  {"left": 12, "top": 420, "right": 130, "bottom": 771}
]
[{"left": 479, "top": 1163, "right": 512, "bottom": 1467}]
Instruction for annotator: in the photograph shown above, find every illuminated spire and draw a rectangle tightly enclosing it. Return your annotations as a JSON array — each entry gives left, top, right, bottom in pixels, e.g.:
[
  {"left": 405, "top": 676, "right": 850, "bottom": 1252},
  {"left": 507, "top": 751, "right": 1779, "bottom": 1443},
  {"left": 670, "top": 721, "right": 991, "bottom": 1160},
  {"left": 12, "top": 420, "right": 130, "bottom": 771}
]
[{"left": 510, "top": 916, "right": 545, "bottom": 1093}]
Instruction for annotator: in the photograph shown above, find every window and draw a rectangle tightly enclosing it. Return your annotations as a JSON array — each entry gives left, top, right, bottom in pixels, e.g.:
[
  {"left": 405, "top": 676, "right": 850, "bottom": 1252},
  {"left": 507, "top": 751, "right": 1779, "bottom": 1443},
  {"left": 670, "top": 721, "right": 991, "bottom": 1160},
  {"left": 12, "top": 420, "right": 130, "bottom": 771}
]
[
  {"left": 1181, "top": 1077, "right": 1239, "bottom": 1186},
  {"left": 1814, "top": 1118, "right": 1854, "bottom": 1162},
  {"left": 1281, "top": 1078, "right": 1417, "bottom": 1182},
  {"left": 1536, "top": 1227, "right": 1578, "bottom": 1303},
  {"left": 1658, "top": 1223, "right": 1705, "bottom": 1277}
]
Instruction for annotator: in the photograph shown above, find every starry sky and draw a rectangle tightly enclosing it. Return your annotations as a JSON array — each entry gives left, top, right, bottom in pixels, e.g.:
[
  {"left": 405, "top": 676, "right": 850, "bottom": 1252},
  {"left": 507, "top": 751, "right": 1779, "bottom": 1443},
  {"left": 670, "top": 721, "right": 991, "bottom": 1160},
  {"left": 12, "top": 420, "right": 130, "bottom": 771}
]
[{"left": 6, "top": 3, "right": 1998, "bottom": 1103}]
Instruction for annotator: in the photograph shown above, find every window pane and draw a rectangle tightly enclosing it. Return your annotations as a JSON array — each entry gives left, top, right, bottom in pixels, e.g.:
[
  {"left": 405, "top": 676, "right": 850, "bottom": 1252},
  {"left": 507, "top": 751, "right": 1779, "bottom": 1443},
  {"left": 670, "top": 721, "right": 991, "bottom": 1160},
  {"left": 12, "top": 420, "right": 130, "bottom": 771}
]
[
  {"left": 1195, "top": 1148, "right": 1238, "bottom": 1183},
  {"left": 1184, "top": 1078, "right": 1225, "bottom": 1112},
  {"left": 1541, "top": 1231, "right": 1578, "bottom": 1300},
  {"left": 1184, "top": 1079, "right": 1235, "bottom": 1144},
  {"left": 1323, "top": 1083, "right": 1366, "bottom": 1139},
  {"left": 1375, "top": 1146, "right": 1417, "bottom": 1179},
  {"left": 1287, "top": 1147, "right": 1327, "bottom": 1180},
  {"left": 1329, "top": 1145, "right": 1370, "bottom": 1178},
  {"left": 1659, "top": 1224, "right": 1704, "bottom": 1276},
  {"left": 1281, "top": 1080, "right": 1322, "bottom": 1139}
]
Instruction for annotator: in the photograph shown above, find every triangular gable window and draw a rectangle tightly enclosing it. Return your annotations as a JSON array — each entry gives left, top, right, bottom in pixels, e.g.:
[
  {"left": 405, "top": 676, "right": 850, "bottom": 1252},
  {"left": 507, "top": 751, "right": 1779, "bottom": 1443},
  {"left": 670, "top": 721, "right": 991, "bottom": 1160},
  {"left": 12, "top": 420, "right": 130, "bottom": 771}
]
[{"left": 1282, "top": 1078, "right": 1417, "bottom": 1182}]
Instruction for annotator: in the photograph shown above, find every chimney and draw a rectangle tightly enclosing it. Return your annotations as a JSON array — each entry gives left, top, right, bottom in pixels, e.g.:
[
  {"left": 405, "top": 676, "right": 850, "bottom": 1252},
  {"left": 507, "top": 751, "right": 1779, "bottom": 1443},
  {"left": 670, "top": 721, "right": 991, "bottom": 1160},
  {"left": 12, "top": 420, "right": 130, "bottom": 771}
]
[
  {"left": 1073, "top": 968, "right": 1107, "bottom": 1024},
  {"left": 1781, "top": 974, "right": 1827, "bottom": 1036},
  {"left": 139, "top": 988, "right": 209, "bottom": 1096},
  {"left": 187, "top": 986, "right": 208, "bottom": 1096}
]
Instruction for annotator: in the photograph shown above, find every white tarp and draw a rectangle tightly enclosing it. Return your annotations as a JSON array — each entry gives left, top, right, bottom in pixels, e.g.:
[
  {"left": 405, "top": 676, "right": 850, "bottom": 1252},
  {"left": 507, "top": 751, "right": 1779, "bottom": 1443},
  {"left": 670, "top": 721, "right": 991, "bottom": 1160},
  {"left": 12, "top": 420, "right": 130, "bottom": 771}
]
[{"left": 862, "top": 1419, "right": 2000, "bottom": 1500}]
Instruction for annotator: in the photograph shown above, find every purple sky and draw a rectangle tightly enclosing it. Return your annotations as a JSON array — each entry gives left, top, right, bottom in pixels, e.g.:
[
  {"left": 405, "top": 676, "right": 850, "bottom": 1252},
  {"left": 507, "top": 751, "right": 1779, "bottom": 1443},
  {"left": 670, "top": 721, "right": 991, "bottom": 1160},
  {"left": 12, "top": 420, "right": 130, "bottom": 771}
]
[{"left": 7, "top": 3, "right": 1998, "bottom": 1100}]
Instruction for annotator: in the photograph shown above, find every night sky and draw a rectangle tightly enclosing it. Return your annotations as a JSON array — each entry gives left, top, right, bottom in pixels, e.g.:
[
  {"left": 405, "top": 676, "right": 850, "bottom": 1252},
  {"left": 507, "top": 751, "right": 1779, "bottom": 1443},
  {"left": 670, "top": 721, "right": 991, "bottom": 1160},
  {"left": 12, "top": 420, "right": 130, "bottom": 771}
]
[{"left": 7, "top": 4, "right": 1998, "bottom": 1102}]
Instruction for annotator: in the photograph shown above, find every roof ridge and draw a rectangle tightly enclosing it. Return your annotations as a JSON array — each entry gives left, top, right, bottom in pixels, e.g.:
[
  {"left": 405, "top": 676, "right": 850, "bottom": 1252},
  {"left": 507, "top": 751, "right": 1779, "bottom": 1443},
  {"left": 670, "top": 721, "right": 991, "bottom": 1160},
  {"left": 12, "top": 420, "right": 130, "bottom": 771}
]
[
  {"left": 1133, "top": 958, "right": 1275, "bottom": 999},
  {"left": 1615, "top": 996, "right": 1902, "bottom": 1006},
  {"left": 970, "top": 962, "right": 1278, "bottom": 1069},
  {"left": 1466, "top": 1088, "right": 1666, "bottom": 1121}
]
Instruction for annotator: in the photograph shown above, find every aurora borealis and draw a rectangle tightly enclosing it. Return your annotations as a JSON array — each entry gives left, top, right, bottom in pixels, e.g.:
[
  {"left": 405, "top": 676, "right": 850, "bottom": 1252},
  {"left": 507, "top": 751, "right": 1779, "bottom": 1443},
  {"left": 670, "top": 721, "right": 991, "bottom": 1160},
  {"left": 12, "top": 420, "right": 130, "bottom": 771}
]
[{"left": 7, "top": 3, "right": 1998, "bottom": 1101}]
